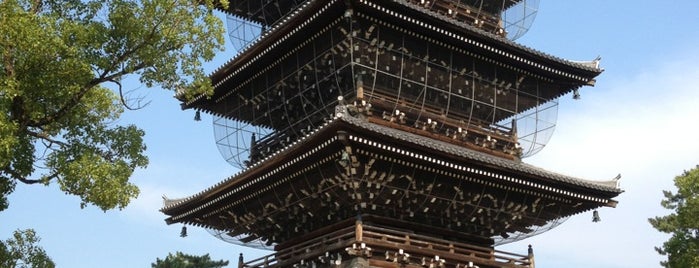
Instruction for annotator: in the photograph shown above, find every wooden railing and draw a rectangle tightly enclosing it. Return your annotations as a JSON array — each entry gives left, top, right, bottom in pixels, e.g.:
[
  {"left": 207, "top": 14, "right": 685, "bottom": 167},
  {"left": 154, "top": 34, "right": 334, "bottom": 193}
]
[
  {"left": 404, "top": 0, "right": 505, "bottom": 36},
  {"left": 242, "top": 225, "right": 355, "bottom": 267},
  {"left": 361, "top": 224, "right": 532, "bottom": 268},
  {"left": 242, "top": 221, "right": 532, "bottom": 268},
  {"left": 363, "top": 89, "right": 521, "bottom": 159}
]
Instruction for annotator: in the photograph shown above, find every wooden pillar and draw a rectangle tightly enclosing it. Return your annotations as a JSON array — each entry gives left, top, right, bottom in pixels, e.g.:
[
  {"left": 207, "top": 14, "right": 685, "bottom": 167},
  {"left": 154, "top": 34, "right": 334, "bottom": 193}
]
[
  {"left": 528, "top": 245, "right": 535, "bottom": 268},
  {"left": 355, "top": 219, "right": 363, "bottom": 242},
  {"left": 356, "top": 75, "right": 364, "bottom": 101}
]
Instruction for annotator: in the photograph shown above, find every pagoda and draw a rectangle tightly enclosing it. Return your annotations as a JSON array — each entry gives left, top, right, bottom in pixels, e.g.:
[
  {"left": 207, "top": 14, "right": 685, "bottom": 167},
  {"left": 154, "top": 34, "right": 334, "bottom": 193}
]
[{"left": 161, "top": 1, "right": 623, "bottom": 267}]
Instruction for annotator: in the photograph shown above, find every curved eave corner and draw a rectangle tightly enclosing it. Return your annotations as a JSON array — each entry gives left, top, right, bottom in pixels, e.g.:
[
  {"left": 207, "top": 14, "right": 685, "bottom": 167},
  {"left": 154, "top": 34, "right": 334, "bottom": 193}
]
[{"left": 160, "top": 113, "right": 346, "bottom": 223}]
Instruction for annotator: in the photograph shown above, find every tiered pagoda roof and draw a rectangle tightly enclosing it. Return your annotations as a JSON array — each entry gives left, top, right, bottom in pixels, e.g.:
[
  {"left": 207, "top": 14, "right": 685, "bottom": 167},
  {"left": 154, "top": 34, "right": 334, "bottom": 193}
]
[
  {"left": 184, "top": 0, "right": 601, "bottom": 111},
  {"left": 162, "top": 107, "right": 621, "bottom": 244},
  {"left": 179, "top": 0, "right": 605, "bottom": 168},
  {"left": 163, "top": 1, "right": 621, "bottom": 267}
]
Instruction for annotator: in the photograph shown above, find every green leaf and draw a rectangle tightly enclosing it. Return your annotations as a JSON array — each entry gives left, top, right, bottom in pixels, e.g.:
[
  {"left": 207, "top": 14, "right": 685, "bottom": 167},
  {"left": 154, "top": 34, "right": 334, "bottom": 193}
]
[{"left": 0, "top": 0, "right": 224, "bottom": 211}]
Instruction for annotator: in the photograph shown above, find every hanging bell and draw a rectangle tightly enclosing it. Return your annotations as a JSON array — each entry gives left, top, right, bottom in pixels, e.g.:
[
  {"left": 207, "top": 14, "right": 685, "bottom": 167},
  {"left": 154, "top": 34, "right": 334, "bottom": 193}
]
[
  {"left": 592, "top": 210, "right": 601, "bottom": 222},
  {"left": 573, "top": 89, "right": 581, "bottom": 100},
  {"left": 338, "top": 151, "right": 350, "bottom": 167},
  {"left": 194, "top": 110, "right": 201, "bottom": 121},
  {"left": 180, "top": 226, "right": 188, "bottom": 237}
]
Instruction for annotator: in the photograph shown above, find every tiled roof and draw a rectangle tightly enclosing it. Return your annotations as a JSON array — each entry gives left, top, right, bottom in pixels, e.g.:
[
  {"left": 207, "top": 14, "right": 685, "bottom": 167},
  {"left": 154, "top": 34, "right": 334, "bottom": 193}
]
[
  {"left": 162, "top": 109, "right": 622, "bottom": 215},
  {"left": 183, "top": 0, "right": 601, "bottom": 109},
  {"left": 339, "top": 113, "right": 621, "bottom": 193},
  {"left": 375, "top": 0, "right": 603, "bottom": 74}
]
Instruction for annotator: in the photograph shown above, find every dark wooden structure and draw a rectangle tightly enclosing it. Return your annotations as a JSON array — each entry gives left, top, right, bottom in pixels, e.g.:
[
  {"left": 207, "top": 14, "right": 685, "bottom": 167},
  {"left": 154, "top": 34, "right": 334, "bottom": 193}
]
[{"left": 162, "top": 1, "right": 622, "bottom": 267}]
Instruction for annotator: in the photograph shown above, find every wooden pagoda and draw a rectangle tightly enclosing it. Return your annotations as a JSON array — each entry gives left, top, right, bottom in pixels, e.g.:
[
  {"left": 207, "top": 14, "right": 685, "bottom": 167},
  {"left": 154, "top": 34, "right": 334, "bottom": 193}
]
[{"left": 161, "top": 1, "right": 622, "bottom": 267}]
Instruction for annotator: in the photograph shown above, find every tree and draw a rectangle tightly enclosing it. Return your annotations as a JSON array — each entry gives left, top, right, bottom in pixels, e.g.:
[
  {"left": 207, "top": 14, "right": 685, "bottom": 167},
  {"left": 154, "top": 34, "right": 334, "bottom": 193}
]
[
  {"left": 649, "top": 165, "right": 699, "bottom": 267},
  {"left": 0, "top": 0, "right": 228, "bottom": 211},
  {"left": 0, "top": 229, "right": 55, "bottom": 268},
  {"left": 152, "top": 251, "right": 229, "bottom": 268}
]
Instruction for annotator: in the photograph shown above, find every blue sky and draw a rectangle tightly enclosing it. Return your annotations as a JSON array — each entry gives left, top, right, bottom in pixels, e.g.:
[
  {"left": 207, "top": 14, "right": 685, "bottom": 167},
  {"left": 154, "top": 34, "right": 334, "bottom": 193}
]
[{"left": 2, "top": 1, "right": 699, "bottom": 267}]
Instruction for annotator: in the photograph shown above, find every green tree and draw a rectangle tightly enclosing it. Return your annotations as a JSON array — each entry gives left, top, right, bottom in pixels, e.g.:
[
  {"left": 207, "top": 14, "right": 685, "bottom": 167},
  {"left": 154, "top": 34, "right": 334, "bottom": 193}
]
[
  {"left": 649, "top": 165, "right": 699, "bottom": 267},
  {"left": 152, "top": 252, "right": 229, "bottom": 268},
  {"left": 0, "top": 0, "right": 228, "bottom": 211},
  {"left": 0, "top": 229, "right": 55, "bottom": 268}
]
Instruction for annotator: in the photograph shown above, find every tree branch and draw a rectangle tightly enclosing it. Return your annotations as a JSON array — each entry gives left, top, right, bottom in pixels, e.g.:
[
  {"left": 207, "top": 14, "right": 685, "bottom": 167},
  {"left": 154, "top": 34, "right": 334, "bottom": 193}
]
[
  {"left": 2, "top": 45, "right": 14, "bottom": 79},
  {"left": 27, "top": 3, "right": 171, "bottom": 127},
  {"left": 1, "top": 167, "right": 56, "bottom": 185},
  {"left": 28, "top": 39, "right": 150, "bottom": 128},
  {"left": 27, "top": 83, "right": 94, "bottom": 128},
  {"left": 110, "top": 78, "right": 151, "bottom": 110},
  {"left": 25, "top": 129, "right": 69, "bottom": 148},
  {"left": 29, "top": 0, "right": 43, "bottom": 14}
]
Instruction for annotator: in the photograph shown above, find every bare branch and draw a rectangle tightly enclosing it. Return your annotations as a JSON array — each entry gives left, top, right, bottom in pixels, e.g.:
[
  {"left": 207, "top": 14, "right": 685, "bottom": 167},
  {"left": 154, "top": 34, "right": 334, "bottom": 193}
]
[{"left": 110, "top": 79, "right": 151, "bottom": 110}]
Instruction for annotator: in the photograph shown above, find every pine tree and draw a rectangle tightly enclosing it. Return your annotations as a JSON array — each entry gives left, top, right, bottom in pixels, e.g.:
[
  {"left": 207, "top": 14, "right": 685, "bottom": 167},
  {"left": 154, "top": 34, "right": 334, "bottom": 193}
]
[{"left": 649, "top": 165, "right": 699, "bottom": 267}]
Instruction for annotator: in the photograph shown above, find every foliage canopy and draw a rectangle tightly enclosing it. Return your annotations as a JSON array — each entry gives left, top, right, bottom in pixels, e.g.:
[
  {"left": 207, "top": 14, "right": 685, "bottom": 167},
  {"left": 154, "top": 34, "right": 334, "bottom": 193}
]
[
  {"left": 0, "top": 229, "right": 55, "bottom": 268},
  {"left": 649, "top": 165, "right": 699, "bottom": 267},
  {"left": 0, "top": 0, "right": 228, "bottom": 211},
  {"left": 152, "top": 251, "right": 229, "bottom": 268}
]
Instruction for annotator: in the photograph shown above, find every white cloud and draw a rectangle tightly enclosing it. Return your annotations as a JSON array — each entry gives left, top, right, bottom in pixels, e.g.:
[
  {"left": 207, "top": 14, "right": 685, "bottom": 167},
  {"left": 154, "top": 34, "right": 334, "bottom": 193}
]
[
  {"left": 118, "top": 47, "right": 699, "bottom": 268},
  {"left": 122, "top": 182, "right": 186, "bottom": 225},
  {"left": 502, "top": 49, "right": 699, "bottom": 267},
  {"left": 121, "top": 139, "right": 240, "bottom": 225}
]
